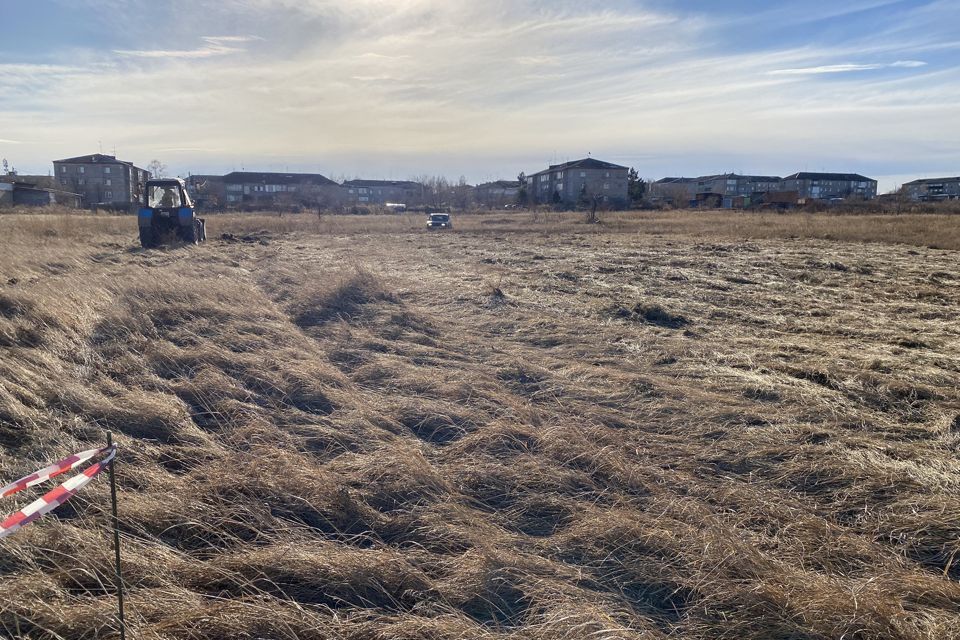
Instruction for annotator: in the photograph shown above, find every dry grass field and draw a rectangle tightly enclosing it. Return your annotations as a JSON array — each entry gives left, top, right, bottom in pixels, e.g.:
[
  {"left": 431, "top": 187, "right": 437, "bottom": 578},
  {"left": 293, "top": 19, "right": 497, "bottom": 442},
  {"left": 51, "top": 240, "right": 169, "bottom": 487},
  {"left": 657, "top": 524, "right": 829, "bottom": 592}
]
[{"left": 1, "top": 210, "right": 959, "bottom": 639}]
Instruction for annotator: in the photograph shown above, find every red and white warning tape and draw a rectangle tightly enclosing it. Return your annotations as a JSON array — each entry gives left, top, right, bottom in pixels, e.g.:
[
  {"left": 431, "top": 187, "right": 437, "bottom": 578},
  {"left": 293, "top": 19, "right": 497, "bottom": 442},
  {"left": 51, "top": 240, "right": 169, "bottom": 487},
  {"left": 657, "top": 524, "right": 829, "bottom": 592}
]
[{"left": 0, "top": 444, "right": 116, "bottom": 539}]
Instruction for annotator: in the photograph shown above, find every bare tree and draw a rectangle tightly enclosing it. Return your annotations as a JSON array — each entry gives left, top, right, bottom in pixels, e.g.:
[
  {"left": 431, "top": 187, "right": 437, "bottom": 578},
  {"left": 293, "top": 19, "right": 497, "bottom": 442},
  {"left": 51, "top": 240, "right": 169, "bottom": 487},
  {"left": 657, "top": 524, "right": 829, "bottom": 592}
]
[
  {"left": 147, "top": 159, "right": 168, "bottom": 179},
  {"left": 451, "top": 176, "right": 472, "bottom": 210}
]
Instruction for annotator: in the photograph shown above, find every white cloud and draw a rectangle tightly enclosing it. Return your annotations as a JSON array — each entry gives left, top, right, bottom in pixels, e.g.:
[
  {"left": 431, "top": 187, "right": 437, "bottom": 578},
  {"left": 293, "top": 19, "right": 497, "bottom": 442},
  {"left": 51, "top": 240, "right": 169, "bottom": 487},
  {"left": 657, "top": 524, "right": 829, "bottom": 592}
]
[
  {"left": 770, "top": 60, "right": 928, "bottom": 75},
  {"left": 113, "top": 35, "right": 261, "bottom": 59}
]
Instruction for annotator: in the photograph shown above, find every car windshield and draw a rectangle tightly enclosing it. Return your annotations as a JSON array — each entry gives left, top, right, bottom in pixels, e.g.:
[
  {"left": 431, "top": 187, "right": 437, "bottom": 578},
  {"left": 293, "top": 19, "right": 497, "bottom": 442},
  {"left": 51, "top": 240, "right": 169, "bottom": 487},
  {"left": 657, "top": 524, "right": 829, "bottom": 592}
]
[
  {"left": 430, "top": 214, "right": 449, "bottom": 221},
  {"left": 148, "top": 185, "right": 182, "bottom": 208}
]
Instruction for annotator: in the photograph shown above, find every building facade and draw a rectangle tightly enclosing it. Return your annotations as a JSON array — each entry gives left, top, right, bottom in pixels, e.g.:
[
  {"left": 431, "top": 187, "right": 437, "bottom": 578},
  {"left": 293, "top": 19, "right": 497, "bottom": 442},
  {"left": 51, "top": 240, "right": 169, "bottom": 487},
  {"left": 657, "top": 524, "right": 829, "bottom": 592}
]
[
  {"left": 694, "top": 174, "right": 783, "bottom": 197},
  {"left": 342, "top": 180, "right": 423, "bottom": 205},
  {"left": 526, "top": 158, "right": 629, "bottom": 206},
  {"left": 52, "top": 153, "right": 148, "bottom": 208},
  {"left": 781, "top": 172, "right": 877, "bottom": 200},
  {"left": 475, "top": 180, "right": 520, "bottom": 208},
  {"left": 649, "top": 177, "right": 698, "bottom": 204},
  {"left": 902, "top": 177, "right": 960, "bottom": 201},
  {"left": 186, "top": 175, "right": 227, "bottom": 209},
  {"left": 222, "top": 172, "right": 343, "bottom": 209}
]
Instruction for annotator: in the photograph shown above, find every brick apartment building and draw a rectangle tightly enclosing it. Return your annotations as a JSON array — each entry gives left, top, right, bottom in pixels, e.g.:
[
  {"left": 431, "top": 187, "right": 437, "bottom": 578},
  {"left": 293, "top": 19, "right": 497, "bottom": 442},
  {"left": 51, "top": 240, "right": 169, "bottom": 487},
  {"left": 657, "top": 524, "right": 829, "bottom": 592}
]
[
  {"left": 52, "top": 153, "right": 149, "bottom": 208},
  {"left": 526, "top": 158, "right": 629, "bottom": 206}
]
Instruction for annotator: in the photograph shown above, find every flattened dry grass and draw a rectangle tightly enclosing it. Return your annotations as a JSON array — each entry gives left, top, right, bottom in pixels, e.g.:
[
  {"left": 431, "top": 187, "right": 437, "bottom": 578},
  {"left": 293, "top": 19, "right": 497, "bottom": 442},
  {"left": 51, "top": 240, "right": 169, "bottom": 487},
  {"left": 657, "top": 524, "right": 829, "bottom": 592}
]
[{"left": 0, "top": 212, "right": 958, "bottom": 639}]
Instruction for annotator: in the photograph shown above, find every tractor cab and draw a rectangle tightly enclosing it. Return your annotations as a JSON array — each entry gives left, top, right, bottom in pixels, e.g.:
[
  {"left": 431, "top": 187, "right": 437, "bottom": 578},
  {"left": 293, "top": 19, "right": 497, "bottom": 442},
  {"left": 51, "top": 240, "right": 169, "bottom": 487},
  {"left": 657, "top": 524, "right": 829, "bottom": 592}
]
[{"left": 138, "top": 178, "right": 206, "bottom": 248}]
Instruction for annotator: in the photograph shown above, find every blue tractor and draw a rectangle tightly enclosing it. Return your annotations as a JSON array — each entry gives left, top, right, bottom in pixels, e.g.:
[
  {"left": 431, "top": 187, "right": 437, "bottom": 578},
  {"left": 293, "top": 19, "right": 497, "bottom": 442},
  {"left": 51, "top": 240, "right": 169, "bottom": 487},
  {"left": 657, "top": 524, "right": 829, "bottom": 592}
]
[{"left": 138, "top": 178, "right": 206, "bottom": 248}]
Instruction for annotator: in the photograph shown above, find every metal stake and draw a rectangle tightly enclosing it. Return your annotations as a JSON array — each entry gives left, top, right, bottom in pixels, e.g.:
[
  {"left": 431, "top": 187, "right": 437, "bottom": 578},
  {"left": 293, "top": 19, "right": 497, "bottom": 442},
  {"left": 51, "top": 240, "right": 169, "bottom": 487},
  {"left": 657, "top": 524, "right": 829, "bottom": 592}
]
[{"left": 107, "top": 432, "right": 126, "bottom": 640}]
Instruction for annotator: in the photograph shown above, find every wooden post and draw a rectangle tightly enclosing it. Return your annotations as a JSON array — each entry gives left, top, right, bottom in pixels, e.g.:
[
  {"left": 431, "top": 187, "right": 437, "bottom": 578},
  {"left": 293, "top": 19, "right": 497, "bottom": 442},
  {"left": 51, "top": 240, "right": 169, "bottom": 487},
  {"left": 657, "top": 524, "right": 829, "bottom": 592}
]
[{"left": 106, "top": 432, "right": 126, "bottom": 640}]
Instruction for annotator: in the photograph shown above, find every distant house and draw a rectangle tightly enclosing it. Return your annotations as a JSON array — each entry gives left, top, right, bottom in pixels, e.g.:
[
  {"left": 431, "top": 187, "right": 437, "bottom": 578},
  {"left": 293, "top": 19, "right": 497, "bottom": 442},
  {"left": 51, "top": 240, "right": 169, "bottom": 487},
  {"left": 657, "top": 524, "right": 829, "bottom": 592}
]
[
  {"left": 0, "top": 174, "right": 56, "bottom": 190},
  {"left": 902, "top": 177, "right": 960, "bottom": 202},
  {"left": 526, "top": 158, "right": 629, "bottom": 206},
  {"left": 342, "top": 179, "right": 423, "bottom": 205},
  {"left": 52, "top": 153, "right": 148, "bottom": 208},
  {"left": 695, "top": 174, "right": 782, "bottom": 198},
  {"left": 475, "top": 180, "right": 520, "bottom": 208},
  {"left": 781, "top": 172, "right": 877, "bottom": 200},
  {"left": 0, "top": 178, "right": 81, "bottom": 208},
  {"left": 649, "top": 177, "right": 698, "bottom": 204},
  {"left": 185, "top": 175, "right": 227, "bottom": 209},
  {"left": 222, "top": 172, "right": 343, "bottom": 209}
]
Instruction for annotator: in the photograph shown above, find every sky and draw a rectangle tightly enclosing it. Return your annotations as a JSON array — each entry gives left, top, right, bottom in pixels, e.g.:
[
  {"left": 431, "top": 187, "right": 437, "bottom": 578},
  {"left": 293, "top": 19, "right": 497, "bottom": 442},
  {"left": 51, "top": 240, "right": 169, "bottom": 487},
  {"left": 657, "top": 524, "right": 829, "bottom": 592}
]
[{"left": 1, "top": 0, "right": 958, "bottom": 192}]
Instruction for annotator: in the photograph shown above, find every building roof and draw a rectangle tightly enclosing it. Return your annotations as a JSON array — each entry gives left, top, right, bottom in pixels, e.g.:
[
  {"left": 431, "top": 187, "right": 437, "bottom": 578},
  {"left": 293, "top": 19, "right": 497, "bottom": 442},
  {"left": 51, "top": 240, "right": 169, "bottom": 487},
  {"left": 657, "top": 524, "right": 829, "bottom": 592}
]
[
  {"left": 783, "top": 172, "right": 874, "bottom": 182},
  {"left": 696, "top": 173, "right": 782, "bottom": 182},
  {"left": 902, "top": 176, "right": 960, "bottom": 186},
  {"left": 223, "top": 171, "right": 338, "bottom": 186},
  {"left": 548, "top": 157, "right": 628, "bottom": 172},
  {"left": 477, "top": 180, "right": 520, "bottom": 189},
  {"left": 529, "top": 158, "right": 630, "bottom": 177},
  {"left": 655, "top": 177, "right": 697, "bottom": 184},
  {"left": 53, "top": 153, "right": 143, "bottom": 169},
  {"left": 342, "top": 179, "right": 421, "bottom": 189}
]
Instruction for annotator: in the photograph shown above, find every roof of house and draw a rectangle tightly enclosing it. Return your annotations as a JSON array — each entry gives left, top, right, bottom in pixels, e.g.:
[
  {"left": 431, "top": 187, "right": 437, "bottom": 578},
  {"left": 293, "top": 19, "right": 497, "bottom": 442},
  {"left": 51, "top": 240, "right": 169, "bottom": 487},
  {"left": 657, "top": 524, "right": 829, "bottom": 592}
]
[
  {"left": 903, "top": 176, "right": 960, "bottom": 186},
  {"left": 696, "top": 173, "right": 782, "bottom": 182},
  {"left": 529, "top": 158, "right": 629, "bottom": 176},
  {"left": 53, "top": 153, "right": 144, "bottom": 169},
  {"left": 342, "top": 179, "right": 421, "bottom": 189},
  {"left": 655, "top": 177, "right": 697, "bottom": 184},
  {"left": 0, "top": 174, "right": 55, "bottom": 187},
  {"left": 223, "top": 171, "right": 338, "bottom": 186},
  {"left": 551, "top": 158, "right": 629, "bottom": 172},
  {"left": 477, "top": 180, "right": 520, "bottom": 189},
  {"left": 783, "top": 172, "right": 874, "bottom": 182}
]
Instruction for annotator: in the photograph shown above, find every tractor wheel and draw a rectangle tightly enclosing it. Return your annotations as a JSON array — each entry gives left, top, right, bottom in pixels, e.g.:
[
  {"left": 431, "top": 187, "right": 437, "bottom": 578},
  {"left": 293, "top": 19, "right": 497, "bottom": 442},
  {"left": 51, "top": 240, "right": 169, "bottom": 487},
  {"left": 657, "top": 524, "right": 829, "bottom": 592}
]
[
  {"left": 181, "top": 221, "right": 197, "bottom": 245},
  {"left": 139, "top": 227, "right": 155, "bottom": 249}
]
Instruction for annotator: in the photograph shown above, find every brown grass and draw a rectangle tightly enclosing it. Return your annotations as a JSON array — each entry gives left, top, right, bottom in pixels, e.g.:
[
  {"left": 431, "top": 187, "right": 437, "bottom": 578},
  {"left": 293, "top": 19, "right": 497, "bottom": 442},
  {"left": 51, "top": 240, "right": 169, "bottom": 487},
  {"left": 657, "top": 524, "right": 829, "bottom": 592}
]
[{"left": 0, "top": 211, "right": 959, "bottom": 639}]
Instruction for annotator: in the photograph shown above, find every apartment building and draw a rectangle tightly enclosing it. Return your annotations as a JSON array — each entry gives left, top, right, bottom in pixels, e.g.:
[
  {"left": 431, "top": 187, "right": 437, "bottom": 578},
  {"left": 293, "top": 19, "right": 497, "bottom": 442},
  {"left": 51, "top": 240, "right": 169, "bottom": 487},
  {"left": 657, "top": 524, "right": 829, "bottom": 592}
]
[
  {"left": 781, "top": 172, "right": 877, "bottom": 200},
  {"left": 695, "top": 173, "right": 783, "bottom": 197},
  {"left": 52, "top": 153, "right": 149, "bottom": 208},
  {"left": 342, "top": 179, "right": 423, "bottom": 205},
  {"left": 902, "top": 176, "right": 960, "bottom": 201},
  {"left": 222, "top": 172, "right": 342, "bottom": 209},
  {"left": 475, "top": 180, "right": 520, "bottom": 207},
  {"left": 526, "top": 158, "right": 629, "bottom": 206}
]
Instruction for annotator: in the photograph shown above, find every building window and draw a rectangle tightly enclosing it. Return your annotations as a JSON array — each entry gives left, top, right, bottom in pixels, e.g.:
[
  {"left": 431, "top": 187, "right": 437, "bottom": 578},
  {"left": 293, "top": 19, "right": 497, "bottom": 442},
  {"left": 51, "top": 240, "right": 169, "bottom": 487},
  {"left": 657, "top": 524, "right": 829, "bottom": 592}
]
[
  {"left": 60, "top": 179, "right": 67, "bottom": 186},
  {"left": 603, "top": 183, "right": 610, "bottom": 190},
  {"left": 105, "top": 178, "right": 112, "bottom": 186},
  {"left": 104, "top": 167, "right": 111, "bottom": 174},
  {"left": 79, "top": 166, "right": 85, "bottom": 174},
  {"left": 605, "top": 172, "right": 610, "bottom": 178},
  {"left": 59, "top": 166, "right": 66, "bottom": 174},
  {"left": 556, "top": 182, "right": 563, "bottom": 191},
  {"left": 580, "top": 171, "right": 586, "bottom": 178},
  {"left": 104, "top": 190, "right": 112, "bottom": 200}
]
